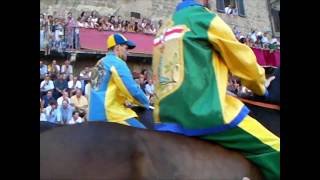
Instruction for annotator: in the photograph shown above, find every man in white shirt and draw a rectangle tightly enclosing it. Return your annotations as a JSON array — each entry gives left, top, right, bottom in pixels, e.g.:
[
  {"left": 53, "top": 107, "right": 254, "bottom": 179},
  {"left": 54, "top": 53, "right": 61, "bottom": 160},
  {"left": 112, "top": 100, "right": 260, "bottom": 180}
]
[
  {"left": 84, "top": 80, "right": 91, "bottom": 98},
  {"left": 68, "top": 111, "right": 84, "bottom": 125},
  {"left": 224, "top": 4, "right": 233, "bottom": 15},
  {"left": 57, "top": 99, "right": 74, "bottom": 124},
  {"left": 145, "top": 79, "right": 154, "bottom": 100},
  {"left": 57, "top": 91, "right": 71, "bottom": 106},
  {"left": 61, "top": 60, "right": 73, "bottom": 77},
  {"left": 45, "top": 101, "right": 60, "bottom": 124},
  {"left": 250, "top": 30, "right": 257, "bottom": 43},
  {"left": 79, "top": 67, "right": 92, "bottom": 80},
  {"left": 40, "top": 61, "right": 48, "bottom": 80},
  {"left": 68, "top": 75, "right": 82, "bottom": 96},
  {"left": 79, "top": 67, "right": 92, "bottom": 92},
  {"left": 40, "top": 75, "right": 55, "bottom": 97},
  {"left": 261, "top": 32, "right": 270, "bottom": 47}
]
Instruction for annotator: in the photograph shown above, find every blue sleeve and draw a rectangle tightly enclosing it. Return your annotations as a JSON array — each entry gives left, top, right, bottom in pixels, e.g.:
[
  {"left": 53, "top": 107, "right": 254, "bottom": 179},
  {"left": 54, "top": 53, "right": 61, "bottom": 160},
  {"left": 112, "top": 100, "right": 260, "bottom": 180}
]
[{"left": 114, "top": 61, "right": 150, "bottom": 109}]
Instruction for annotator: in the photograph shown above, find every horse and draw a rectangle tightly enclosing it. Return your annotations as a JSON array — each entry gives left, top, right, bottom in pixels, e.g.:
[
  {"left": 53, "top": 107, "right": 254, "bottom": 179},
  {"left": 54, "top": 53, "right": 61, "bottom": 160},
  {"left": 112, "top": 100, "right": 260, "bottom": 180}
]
[
  {"left": 40, "top": 121, "right": 62, "bottom": 133},
  {"left": 40, "top": 122, "right": 262, "bottom": 180},
  {"left": 40, "top": 99, "right": 279, "bottom": 179}
]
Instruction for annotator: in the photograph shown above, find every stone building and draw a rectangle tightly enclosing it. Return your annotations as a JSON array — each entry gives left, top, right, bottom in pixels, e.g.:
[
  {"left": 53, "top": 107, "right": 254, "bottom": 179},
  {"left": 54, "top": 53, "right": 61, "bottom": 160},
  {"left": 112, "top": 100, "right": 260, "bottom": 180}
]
[
  {"left": 40, "top": 0, "right": 280, "bottom": 75},
  {"left": 40, "top": 0, "right": 279, "bottom": 37}
]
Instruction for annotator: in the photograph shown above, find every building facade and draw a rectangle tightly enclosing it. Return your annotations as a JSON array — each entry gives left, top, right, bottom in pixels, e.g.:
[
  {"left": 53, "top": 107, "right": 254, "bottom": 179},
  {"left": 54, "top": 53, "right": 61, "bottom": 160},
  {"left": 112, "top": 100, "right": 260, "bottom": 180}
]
[{"left": 41, "top": 0, "right": 279, "bottom": 37}]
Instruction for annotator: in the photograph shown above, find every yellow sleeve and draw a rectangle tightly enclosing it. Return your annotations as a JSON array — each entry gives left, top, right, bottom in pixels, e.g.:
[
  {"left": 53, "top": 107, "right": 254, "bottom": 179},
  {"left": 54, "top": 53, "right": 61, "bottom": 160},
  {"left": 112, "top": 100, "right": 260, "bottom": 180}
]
[{"left": 208, "top": 16, "right": 267, "bottom": 96}]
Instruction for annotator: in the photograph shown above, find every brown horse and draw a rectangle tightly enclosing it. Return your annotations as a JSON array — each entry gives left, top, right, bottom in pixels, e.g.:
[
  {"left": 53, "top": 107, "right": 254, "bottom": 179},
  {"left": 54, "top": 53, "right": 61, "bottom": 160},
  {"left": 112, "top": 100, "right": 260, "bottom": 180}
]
[{"left": 40, "top": 122, "right": 262, "bottom": 179}]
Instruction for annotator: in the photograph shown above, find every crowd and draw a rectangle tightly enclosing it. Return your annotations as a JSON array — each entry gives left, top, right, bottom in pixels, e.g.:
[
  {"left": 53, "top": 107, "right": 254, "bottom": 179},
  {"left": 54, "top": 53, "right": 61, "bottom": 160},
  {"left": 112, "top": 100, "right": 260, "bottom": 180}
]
[
  {"left": 227, "top": 69, "right": 277, "bottom": 98},
  {"left": 40, "top": 11, "right": 162, "bottom": 55},
  {"left": 40, "top": 9, "right": 278, "bottom": 123},
  {"left": 40, "top": 59, "right": 154, "bottom": 124},
  {"left": 232, "top": 26, "right": 280, "bottom": 51},
  {"left": 40, "top": 9, "right": 280, "bottom": 55}
]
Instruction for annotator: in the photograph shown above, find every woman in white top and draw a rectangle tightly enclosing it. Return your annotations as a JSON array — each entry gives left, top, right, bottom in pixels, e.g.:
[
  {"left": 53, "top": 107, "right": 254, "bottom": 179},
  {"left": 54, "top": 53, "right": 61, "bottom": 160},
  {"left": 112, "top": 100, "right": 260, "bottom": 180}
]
[
  {"left": 91, "top": 11, "right": 99, "bottom": 28},
  {"left": 68, "top": 75, "right": 82, "bottom": 96},
  {"left": 68, "top": 111, "right": 84, "bottom": 125},
  {"left": 40, "top": 99, "right": 47, "bottom": 121},
  {"left": 84, "top": 80, "right": 91, "bottom": 98},
  {"left": 77, "top": 17, "right": 86, "bottom": 28}
]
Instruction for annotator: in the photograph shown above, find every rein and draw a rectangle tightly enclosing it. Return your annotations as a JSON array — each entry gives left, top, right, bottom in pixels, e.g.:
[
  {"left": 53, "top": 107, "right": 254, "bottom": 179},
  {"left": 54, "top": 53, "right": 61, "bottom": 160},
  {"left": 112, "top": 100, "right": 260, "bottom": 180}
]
[{"left": 236, "top": 97, "right": 280, "bottom": 110}]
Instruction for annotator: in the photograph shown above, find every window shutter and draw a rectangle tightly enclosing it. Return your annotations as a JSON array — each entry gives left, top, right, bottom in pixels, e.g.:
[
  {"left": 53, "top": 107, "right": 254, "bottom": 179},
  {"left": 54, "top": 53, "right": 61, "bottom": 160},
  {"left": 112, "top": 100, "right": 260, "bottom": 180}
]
[
  {"left": 216, "top": 0, "right": 225, "bottom": 13},
  {"left": 237, "top": 0, "right": 246, "bottom": 17}
]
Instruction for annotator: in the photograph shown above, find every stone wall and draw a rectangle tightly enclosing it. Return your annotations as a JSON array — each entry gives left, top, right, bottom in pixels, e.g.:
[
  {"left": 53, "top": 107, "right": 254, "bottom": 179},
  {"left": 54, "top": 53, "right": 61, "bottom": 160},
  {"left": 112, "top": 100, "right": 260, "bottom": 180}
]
[
  {"left": 40, "top": 0, "right": 180, "bottom": 24},
  {"left": 40, "top": 0, "right": 274, "bottom": 36},
  {"left": 209, "top": 0, "right": 272, "bottom": 35}
]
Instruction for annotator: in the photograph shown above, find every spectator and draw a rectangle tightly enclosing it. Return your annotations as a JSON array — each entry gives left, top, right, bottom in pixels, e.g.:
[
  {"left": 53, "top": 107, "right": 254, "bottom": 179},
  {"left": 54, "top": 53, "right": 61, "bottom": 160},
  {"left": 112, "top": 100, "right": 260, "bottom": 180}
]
[
  {"left": 225, "top": 4, "right": 233, "bottom": 15},
  {"left": 68, "top": 75, "right": 82, "bottom": 96},
  {"left": 57, "top": 99, "right": 74, "bottom": 124},
  {"left": 249, "top": 30, "right": 257, "bottom": 43},
  {"left": 269, "top": 37, "right": 279, "bottom": 52},
  {"left": 40, "top": 99, "right": 47, "bottom": 121},
  {"left": 116, "top": 15, "right": 123, "bottom": 26},
  {"left": 79, "top": 67, "right": 92, "bottom": 91},
  {"left": 145, "top": 79, "right": 154, "bottom": 101},
  {"left": 80, "top": 11, "right": 86, "bottom": 19},
  {"left": 256, "top": 31, "right": 263, "bottom": 48},
  {"left": 100, "top": 16, "right": 111, "bottom": 31},
  {"left": 53, "top": 18, "right": 65, "bottom": 51},
  {"left": 91, "top": 11, "right": 99, "bottom": 28},
  {"left": 120, "top": 20, "right": 129, "bottom": 32},
  {"left": 233, "top": 26, "right": 241, "bottom": 39},
  {"left": 109, "top": 15, "right": 116, "bottom": 25},
  {"left": 48, "top": 60, "right": 61, "bottom": 78},
  {"left": 77, "top": 17, "right": 87, "bottom": 28},
  {"left": 127, "top": 18, "right": 136, "bottom": 32},
  {"left": 111, "top": 22, "right": 121, "bottom": 31},
  {"left": 54, "top": 74, "right": 68, "bottom": 100},
  {"left": 141, "top": 18, "right": 147, "bottom": 29},
  {"left": 232, "top": 7, "right": 239, "bottom": 16},
  {"left": 141, "top": 69, "right": 149, "bottom": 81},
  {"left": 74, "top": 19, "right": 81, "bottom": 49},
  {"left": 44, "top": 17, "right": 53, "bottom": 56},
  {"left": 79, "top": 67, "right": 92, "bottom": 80},
  {"left": 134, "top": 21, "right": 141, "bottom": 32},
  {"left": 149, "top": 23, "right": 157, "bottom": 34},
  {"left": 40, "top": 74, "right": 55, "bottom": 97},
  {"left": 68, "top": 111, "right": 84, "bottom": 125},
  {"left": 40, "top": 61, "right": 48, "bottom": 80},
  {"left": 42, "top": 90, "right": 56, "bottom": 108},
  {"left": 239, "top": 36, "right": 247, "bottom": 44},
  {"left": 86, "top": 16, "right": 95, "bottom": 28},
  {"left": 45, "top": 100, "right": 60, "bottom": 124},
  {"left": 261, "top": 32, "right": 270, "bottom": 48},
  {"left": 61, "top": 60, "right": 73, "bottom": 77},
  {"left": 138, "top": 74, "right": 146, "bottom": 93},
  {"left": 57, "top": 90, "right": 71, "bottom": 106},
  {"left": 70, "top": 89, "right": 88, "bottom": 118},
  {"left": 47, "top": 15, "right": 54, "bottom": 34},
  {"left": 144, "top": 23, "right": 154, "bottom": 34},
  {"left": 158, "top": 19, "right": 163, "bottom": 30},
  {"left": 40, "top": 14, "right": 46, "bottom": 49},
  {"left": 65, "top": 12, "right": 76, "bottom": 49},
  {"left": 84, "top": 80, "right": 91, "bottom": 98}
]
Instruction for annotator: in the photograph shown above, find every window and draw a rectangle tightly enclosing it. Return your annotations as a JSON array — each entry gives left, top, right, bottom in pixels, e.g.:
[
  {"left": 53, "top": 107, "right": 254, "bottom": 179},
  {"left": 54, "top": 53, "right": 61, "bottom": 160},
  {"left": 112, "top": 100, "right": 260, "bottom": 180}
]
[
  {"left": 216, "top": 0, "right": 246, "bottom": 17},
  {"left": 130, "top": 12, "right": 141, "bottom": 19}
]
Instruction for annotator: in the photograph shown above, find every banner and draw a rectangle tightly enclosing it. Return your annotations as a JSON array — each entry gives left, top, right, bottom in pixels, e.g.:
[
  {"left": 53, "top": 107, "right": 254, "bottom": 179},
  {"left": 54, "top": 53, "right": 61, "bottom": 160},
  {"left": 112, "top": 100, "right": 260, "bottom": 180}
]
[{"left": 79, "top": 28, "right": 280, "bottom": 67}]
